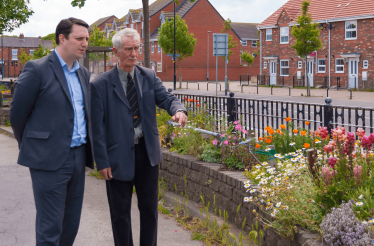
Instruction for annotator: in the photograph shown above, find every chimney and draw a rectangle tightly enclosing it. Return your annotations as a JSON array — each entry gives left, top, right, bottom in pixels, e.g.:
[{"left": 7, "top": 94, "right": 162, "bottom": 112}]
[
  {"left": 19, "top": 33, "right": 25, "bottom": 42},
  {"left": 38, "top": 36, "right": 42, "bottom": 40}
]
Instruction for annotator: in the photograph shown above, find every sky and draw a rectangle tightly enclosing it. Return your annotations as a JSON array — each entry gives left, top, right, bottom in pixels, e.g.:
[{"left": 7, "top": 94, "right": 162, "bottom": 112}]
[{"left": 4, "top": 0, "right": 288, "bottom": 37}]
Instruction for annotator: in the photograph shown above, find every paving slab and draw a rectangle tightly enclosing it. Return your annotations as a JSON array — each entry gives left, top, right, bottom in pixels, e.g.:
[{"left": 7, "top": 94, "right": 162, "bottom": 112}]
[{"left": 0, "top": 132, "right": 202, "bottom": 246}]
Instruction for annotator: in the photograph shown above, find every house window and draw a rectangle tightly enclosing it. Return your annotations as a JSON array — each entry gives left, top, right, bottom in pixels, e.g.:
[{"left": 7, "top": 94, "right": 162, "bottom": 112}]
[
  {"left": 12, "top": 49, "right": 18, "bottom": 60},
  {"left": 30, "top": 50, "right": 34, "bottom": 55},
  {"left": 157, "top": 63, "right": 162, "bottom": 72},
  {"left": 280, "top": 60, "right": 289, "bottom": 76},
  {"left": 151, "top": 42, "right": 154, "bottom": 53},
  {"left": 335, "top": 58, "right": 344, "bottom": 73},
  {"left": 264, "top": 62, "right": 267, "bottom": 69},
  {"left": 280, "top": 27, "right": 289, "bottom": 43},
  {"left": 140, "top": 43, "right": 142, "bottom": 54},
  {"left": 130, "top": 23, "right": 133, "bottom": 29},
  {"left": 241, "top": 40, "right": 247, "bottom": 46},
  {"left": 363, "top": 60, "right": 368, "bottom": 69},
  {"left": 158, "top": 43, "right": 161, "bottom": 53},
  {"left": 266, "top": 29, "right": 272, "bottom": 41},
  {"left": 298, "top": 61, "right": 302, "bottom": 69},
  {"left": 345, "top": 20, "right": 357, "bottom": 39},
  {"left": 252, "top": 40, "right": 257, "bottom": 47},
  {"left": 318, "top": 59, "right": 326, "bottom": 72}
]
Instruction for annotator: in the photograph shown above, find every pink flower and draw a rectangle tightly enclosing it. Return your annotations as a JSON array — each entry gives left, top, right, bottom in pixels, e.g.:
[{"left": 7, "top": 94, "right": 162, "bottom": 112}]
[
  {"left": 233, "top": 121, "right": 239, "bottom": 125},
  {"left": 223, "top": 140, "right": 229, "bottom": 145},
  {"left": 242, "top": 129, "right": 247, "bottom": 134},
  {"left": 344, "top": 132, "right": 355, "bottom": 155},
  {"left": 221, "top": 133, "right": 226, "bottom": 137},
  {"left": 212, "top": 140, "right": 218, "bottom": 146},
  {"left": 362, "top": 135, "right": 371, "bottom": 149},
  {"left": 233, "top": 136, "right": 237, "bottom": 140},
  {"left": 353, "top": 165, "right": 362, "bottom": 185},
  {"left": 228, "top": 135, "right": 231, "bottom": 139},
  {"left": 357, "top": 128, "right": 365, "bottom": 139},
  {"left": 232, "top": 143, "right": 235, "bottom": 146},
  {"left": 316, "top": 126, "right": 329, "bottom": 140},
  {"left": 235, "top": 124, "right": 242, "bottom": 131},
  {"left": 361, "top": 152, "right": 367, "bottom": 159},
  {"left": 328, "top": 157, "right": 337, "bottom": 168},
  {"left": 321, "top": 166, "right": 337, "bottom": 185},
  {"left": 369, "top": 133, "right": 374, "bottom": 145}
]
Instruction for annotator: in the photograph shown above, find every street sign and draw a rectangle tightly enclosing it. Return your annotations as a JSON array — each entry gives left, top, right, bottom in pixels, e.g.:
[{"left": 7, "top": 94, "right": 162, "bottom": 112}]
[
  {"left": 167, "top": 53, "right": 180, "bottom": 57},
  {"left": 213, "top": 33, "right": 228, "bottom": 57}
]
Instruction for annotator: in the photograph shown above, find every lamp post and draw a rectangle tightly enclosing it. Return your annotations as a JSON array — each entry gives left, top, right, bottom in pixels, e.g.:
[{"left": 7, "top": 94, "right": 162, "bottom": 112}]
[
  {"left": 1, "top": 34, "right": 3, "bottom": 79},
  {"left": 207, "top": 31, "right": 211, "bottom": 81},
  {"left": 173, "top": 0, "right": 176, "bottom": 90}
]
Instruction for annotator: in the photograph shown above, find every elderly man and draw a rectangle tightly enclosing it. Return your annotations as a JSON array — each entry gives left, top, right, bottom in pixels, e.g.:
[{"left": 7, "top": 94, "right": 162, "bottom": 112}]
[{"left": 91, "top": 28, "right": 187, "bottom": 246}]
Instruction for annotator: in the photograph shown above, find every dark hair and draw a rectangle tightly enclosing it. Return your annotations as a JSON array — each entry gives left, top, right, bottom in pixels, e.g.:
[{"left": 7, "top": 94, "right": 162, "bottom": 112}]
[{"left": 55, "top": 17, "right": 89, "bottom": 45}]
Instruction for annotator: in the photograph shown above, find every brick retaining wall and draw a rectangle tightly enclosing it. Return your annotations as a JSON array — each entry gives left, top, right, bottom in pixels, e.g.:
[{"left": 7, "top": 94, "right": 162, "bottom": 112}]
[{"left": 160, "top": 149, "right": 322, "bottom": 246}]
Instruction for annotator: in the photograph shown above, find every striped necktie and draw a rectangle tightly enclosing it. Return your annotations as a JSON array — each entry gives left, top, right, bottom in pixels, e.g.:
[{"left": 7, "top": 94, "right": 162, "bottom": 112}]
[{"left": 127, "top": 73, "right": 141, "bottom": 128}]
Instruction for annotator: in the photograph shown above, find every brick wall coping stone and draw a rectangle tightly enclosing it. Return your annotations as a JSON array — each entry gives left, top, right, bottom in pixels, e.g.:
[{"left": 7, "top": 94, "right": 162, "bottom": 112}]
[{"left": 160, "top": 149, "right": 322, "bottom": 246}]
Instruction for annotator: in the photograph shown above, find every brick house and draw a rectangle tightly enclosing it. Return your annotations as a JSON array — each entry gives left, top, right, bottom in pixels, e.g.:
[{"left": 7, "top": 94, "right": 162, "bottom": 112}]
[
  {"left": 0, "top": 34, "right": 53, "bottom": 78},
  {"left": 88, "top": 15, "right": 117, "bottom": 33},
  {"left": 98, "top": 0, "right": 260, "bottom": 81},
  {"left": 258, "top": 0, "right": 374, "bottom": 89}
]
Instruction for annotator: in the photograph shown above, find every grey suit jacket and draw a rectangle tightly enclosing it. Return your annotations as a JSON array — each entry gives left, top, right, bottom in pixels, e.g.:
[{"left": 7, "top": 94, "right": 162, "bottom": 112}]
[
  {"left": 10, "top": 52, "right": 94, "bottom": 170},
  {"left": 91, "top": 65, "right": 185, "bottom": 181}
]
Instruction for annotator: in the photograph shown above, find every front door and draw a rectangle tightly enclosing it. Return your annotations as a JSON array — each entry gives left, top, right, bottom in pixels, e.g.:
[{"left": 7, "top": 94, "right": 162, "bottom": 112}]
[
  {"left": 270, "top": 60, "right": 277, "bottom": 85},
  {"left": 349, "top": 59, "right": 358, "bottom": 88},
  {"left": 307, "top": 60, "right": 314, "bottom": 87}
]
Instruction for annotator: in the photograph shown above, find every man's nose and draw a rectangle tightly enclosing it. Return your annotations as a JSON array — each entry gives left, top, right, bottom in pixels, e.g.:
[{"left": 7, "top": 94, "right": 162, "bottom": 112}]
[{"left": 130, "top": 48, "right": 137, "bottom": 56}]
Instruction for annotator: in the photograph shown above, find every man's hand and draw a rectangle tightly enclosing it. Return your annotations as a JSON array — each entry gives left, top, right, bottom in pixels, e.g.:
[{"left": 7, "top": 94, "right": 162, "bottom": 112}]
[
  {"left": 99, "top": 167, "right": 112, "bottom": 180},
  {"left": 171, "top": 111, "right": 188, "bottom": 128}
]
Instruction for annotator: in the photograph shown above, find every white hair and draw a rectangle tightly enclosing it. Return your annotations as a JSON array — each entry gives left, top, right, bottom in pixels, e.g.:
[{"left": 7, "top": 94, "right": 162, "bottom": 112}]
[{"left": 112, "top": 28, "right": 140, "bottom": 51}]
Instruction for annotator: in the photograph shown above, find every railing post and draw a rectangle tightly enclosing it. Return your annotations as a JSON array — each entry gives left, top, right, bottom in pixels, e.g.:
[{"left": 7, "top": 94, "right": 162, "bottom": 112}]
[
  {"left": 324, "top": 97, "right": 333, "bottom": 135},
  {"left": 349, "top": 89, "right": 352, "bottom": 99},
  {"left": 293, "top": 75, "right": 295, "bottom": 88},
  {"left": 240, "top": 75, "right": 242, "bottom": 86},
  {"left": 288, "top": 86, "right": 291, "bottom": 96},
  {"left": 271, "top": 85, "right": 273, "bottom": 95},
  {"left": 247, "top": 74, "right": 249, "bottom": 85},
  {"left": 227, "top": 92, "right": 237, "bottom": 123},
  {"left": 257, "top": 77, "right": 259, "bottom": 94},
  {"left": 327, "top": 88, "right": 329, "bottom": 98}
]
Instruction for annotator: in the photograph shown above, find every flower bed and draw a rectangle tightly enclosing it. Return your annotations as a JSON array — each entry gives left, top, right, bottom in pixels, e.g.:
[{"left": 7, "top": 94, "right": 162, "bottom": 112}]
[{"left": 157, "top": 99, "right": 374, "bottom": 245}]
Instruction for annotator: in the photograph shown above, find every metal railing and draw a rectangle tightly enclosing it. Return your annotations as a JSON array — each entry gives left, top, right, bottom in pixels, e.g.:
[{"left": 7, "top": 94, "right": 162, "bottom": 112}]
[
  {"left": 207, "top": 81, "right": 221, "bottom": 91},
  {"left": 186, "top": 81, "right": 200, "bottom": 90},
  {"left": 174, "top": 92, "right": 374, "bottom": 138}
]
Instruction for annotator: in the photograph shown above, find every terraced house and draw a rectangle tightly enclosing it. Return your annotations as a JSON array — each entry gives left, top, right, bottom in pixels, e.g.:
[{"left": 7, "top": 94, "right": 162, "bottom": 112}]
[
  {"left": 91, "top": 0, "right": 260, "bottom": 81},
  {"left": 258, "top": 0, "right": 374, "bottom": 89}
]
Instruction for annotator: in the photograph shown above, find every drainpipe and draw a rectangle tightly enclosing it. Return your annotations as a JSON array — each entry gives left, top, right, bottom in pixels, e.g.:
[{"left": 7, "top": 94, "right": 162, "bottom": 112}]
[
  {"left": 326, "top": 20, "right": 331, "bottom": 87},
  {"left": 259, "top": 27, "right": 262, "bottom": 78}
]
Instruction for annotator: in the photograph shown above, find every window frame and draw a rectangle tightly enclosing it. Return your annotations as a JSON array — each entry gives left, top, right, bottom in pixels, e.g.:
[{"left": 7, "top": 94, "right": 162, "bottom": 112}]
[
  {"left": 280, "top": 59, "right": 289, "bottom": 76},
  {"left": 345, "top": 20, "right": 357, "bottom": 40},
  {"left": 266, "top": 29, "right": 272, "bottom": 41},
  {"left": 280, "top": 27, "right": 289, "bottom": 44},
  {"left": 130, "top": 23, "right": 134, "bottom": 29},
  {"left": 151, "top": 42, "right": 154, "bottom": 53},
  {"left": 298, "top": 61, "right": 302, "bottom": 69},
  {"left": 30, "top": 49, "right": 34, "bottom": 55},
  {"left": 158, "top": 43, "right": 161, "bottom": 53},
  {"left": 252, "top": 40, "right": 257, "bottom": 47},
  {"left": 12, "top": 49, "right": 18, "bottom": 60},
  {"left": 157, "top": 62, "right": 162, "bottom": 72},
  {"left": 318, "top": 59, "right": 326, "bottom": 73},
  {"left": 139, "top": 43, "right": 142, "bottom": 54},
  {"left": 263, "top": 61, "right": 267, "bottom": 69},
  {"left": 241, "top": 40, "right": 247, "bottom": 46},
  {"left": 335, "top": 58, "right": 344, "bottom": 73},
  {"left": 363, "top": 60, "right": 368, "bottom": 69}
]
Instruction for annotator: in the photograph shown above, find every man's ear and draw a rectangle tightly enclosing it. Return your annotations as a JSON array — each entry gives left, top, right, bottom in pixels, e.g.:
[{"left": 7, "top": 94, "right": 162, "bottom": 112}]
[
  {"left": 58, "top": 34, "right": 66, "bottom": 45},
  {"left": 113, "top": 47, "right": 119, "bottom": 57}
]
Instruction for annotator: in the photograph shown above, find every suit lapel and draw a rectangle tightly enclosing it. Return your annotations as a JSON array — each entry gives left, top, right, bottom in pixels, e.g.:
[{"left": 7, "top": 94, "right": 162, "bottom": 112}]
[
  {"left": 134, "top": 67, "right": 144, "bottom": 118},
  {"left": 76, "top": 68, "right": 89, "bottom": 117},
  {"left": 49, "top": 52, "right": 73, "bottom": 107},
  {"left": 112, "top": 67, "right": 131, "bottom": 109}
]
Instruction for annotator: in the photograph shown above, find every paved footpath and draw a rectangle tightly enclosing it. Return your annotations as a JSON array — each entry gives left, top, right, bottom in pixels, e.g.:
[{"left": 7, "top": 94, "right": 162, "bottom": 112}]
[{"left": 0, "top": 131, "right": 202, "bottom": 246}]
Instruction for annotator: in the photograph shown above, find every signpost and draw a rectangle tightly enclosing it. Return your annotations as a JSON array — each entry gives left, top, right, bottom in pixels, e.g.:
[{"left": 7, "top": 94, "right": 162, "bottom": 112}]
[{"left": 213, "top": 33, "right": 228, "bottom": 96}]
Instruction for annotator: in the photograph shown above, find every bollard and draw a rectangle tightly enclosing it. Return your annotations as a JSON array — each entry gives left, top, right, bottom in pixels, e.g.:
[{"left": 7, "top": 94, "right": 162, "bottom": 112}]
[
  {"left": 271, "top": 85, "right": 273, "bottom": 95},
  {"left": 227, "top": 92, "right": 237, "bottom": 123},
  {"left": 288, "top": 86, "right": 291, "bottom": 96},
  {"left": 349, "top": 89, "right": 352, "bottom": 99},
  {"left": 324, "top": 97, "right": 333, "bottom": 135},
  {"left": 168, "top": 88, "right": 173, "bottom": 93},
  {"left": 327, "top": 88, "right": 329, "bottom": 98}
]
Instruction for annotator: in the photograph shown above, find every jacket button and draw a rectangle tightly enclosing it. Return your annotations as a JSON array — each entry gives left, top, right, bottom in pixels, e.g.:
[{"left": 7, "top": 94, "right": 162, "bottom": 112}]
[
  {"left": 128, "top": 110, "right": 131, "bottom": 114},
  {"left": 130, "top": 128, "right": 133, "bottom": 132}
]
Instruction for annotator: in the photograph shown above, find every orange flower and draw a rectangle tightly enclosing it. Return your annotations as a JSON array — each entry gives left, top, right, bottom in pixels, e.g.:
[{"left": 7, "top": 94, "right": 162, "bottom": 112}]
[
  {"left": 280, "top": 132, "right": 284, "bottom": 135},
  {"left": 293, "top": 129, "right": 299, "bottom": 134},
  {"left": 266, "top": 139, "right": 272, "bottom": 144},
  {"left": 265, "top": 126, "right": 272, "bottom": 131},
  {"left": 303, "top": 143, "right": 310, "bottom": 148},
  {"left": 195, "top": 100, "right": 199, "bottom": 102},
  {"left": 305, "top": 121, "right": 310, "bottom": 125},
  {"left": 285, "top": 117, "right": 291, "bottom": 122},
  {"left": 184, "top": 97, "right": 188, "bottom": 101},
  {"left": 280, "top": 124, "right": 286, "bottom": 130},
  {"left": 189, "top": 99, "right": 194, "bottom": 102},
  {"left": 197, "top": 103, "right": 201, "bottom": 107},
  {"left": 277, "top": 129, "right": 281, "bottom": 133},
  {"left": 255, "top": 144, "right": 261, "bottom": 148},
  {"left": 300, "top": 131, "right": 306, "bottom": 136},
  {"left": 259, "top": 137, "right": 263, "bottom": 141},
  {"left": 268, "top": 129, "right": 275, "bottom": 135}
]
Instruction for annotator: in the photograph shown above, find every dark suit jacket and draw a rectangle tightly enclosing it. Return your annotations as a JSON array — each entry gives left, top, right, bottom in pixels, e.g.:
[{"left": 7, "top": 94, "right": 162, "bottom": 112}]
[
  {"left": 10, "top": 52, "right": 94, "bottom": 170},
  {"left": 91, "top": 65, "right": 185, "bottom": 181}
]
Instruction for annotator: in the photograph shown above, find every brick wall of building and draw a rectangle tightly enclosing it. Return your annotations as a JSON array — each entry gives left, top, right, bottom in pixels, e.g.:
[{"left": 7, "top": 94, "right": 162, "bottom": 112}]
[{"left": 1, "top": 47, "right": 36, "bottom": 78}]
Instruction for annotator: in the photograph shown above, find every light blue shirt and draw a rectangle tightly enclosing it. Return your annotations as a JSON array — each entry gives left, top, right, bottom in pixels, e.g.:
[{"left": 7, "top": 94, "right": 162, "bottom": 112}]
[{"left": 55, "top": 50, "right": 87, "bottom": 147}]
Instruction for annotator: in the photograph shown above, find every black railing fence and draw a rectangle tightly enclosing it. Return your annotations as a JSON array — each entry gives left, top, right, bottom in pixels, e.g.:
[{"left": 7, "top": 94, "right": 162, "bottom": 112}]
[{"left": 173, "top": 92, "right": 373, "bottom": 138}]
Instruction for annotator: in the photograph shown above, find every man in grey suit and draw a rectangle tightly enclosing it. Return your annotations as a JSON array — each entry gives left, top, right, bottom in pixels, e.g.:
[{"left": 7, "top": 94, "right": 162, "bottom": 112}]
[
  {"left": 91, "top": 28, "right": 187, "bottom": 246},
  {"left": 10, "top": 18, "right": 93, "bottom": 246}
]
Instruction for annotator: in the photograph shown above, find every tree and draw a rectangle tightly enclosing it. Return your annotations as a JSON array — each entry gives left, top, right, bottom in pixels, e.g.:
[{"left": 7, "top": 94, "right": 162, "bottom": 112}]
[
  {"left": 0, "top": 0, "right": 34, "bottom": 34},
  {"left": 88, "top": 25, "right": 114, "bottom": 74},
  {"left": 158, "top": 15, "right": 196, "bottom": 86},
  {"left": 221, "top": 18, "right": 238, "bottom": 61},
  {"left": 240, "top": 51, "right": 255, "bottom": 76},
  {"left": 42, "top": 33, "right": 55, "bottom": 40},
  {"left": 291, "top": 0, "right": 322, "bottom": 97},
  {"left": 18, "top": 44, "right": 50, "bottom": 68}
]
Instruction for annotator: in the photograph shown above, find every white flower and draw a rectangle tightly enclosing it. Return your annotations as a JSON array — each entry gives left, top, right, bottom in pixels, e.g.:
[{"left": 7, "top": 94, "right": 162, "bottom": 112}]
[
  {"left": 276, "top": 202, "right": 282, "bottom": 208},
  {"left": 259, "top": 179, "right": 267, "bottom": 185},
  {"left": 244, "top": 197, "right": 249, "bottom": 202},
  {"left": 270, "top": 192, "right": 275, "bottom": 196},
  {"left": 271, "top": 212, "right": 276, "bottom": 217},
  {"left": 289, "top": 142, "right": 295, "bottom": 146},
  {"left": 359, "top": 194, "right": 364, "bottom": 200},
  {"left": 248, "top": 196, "right": 253, "bottom": 202},
  {"left": 287, "top": 185, "right": 293, "bottom": 190},
  {"left": 244, "top": 183, "right": 251, "bottom": 189},
  {"left": 369, "top": 219, "right": 374, "bottom": 224},
  {"left": 262, "top": 162, "right": 268, "bottom": 166},
  {"left": 355, "top": 202, "right": 364, "bottom": 207},
  {"left": 282, "top": 205, "right": 289, "bottom": 210},
  {"left": 260, "top": 199, "right": 265, "bottom": 204},
  {"left": 291, "top": 158, "right": 298, "bottom": 163},
  {"left": 273, "top": 208, "right": 279, "bottom": 214},
  {"left": 255, "top": 164, "right": 261, "bottom": 169},
  {"left": 315, "top": 140, "right": 321, "bottom": 144},
  {"left": 250, "top": 189, "right": 256, "bottom": 194},
  {"left": 265, "top": 148, "right": 271, "bottom": 152},
  {"left": 255, "top": 175, "right": 261, "bottom": 180}
]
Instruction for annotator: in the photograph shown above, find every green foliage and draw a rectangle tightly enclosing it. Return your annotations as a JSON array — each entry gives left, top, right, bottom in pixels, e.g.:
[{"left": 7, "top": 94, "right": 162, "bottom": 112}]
[
  {"left": 240, "top": 51, "right": 255, "bottom": 67},
  {"left": 291, "top": 0, "right": 323, "bottom": 96},
  {"left": 88, "top": 25, "right": 114, "bottom": 63},
  {"left": 42, "top": 33, "right": 55, "bottom": 41},
  {"left": 221, "top": 18, "right": 238, "bottom": 61},
  {"left": 5, "top": 119, "right": 11, "bottom": 127},
  {"left": 88, "top": 165, "right": 103, "bottom": 180},
  {"left": 18, "top": 44, "right": 50, "bottom": 66},
  {"left": 199, "top": 143, "right": 221, "bottom": 163},
  {"left": 18, "top": 49, "right": 32, "bottom": 66},
  {"left": 0, "top": 0, "right": 34, "bottom": 34}
]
